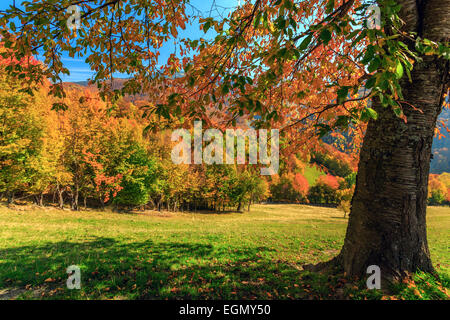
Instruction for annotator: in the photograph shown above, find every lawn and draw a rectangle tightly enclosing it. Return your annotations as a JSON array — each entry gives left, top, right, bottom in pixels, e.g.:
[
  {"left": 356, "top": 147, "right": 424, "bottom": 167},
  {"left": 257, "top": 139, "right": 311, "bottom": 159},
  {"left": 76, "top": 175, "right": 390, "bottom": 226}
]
[
  {"left": 303, "top": 165, "right": 325, "bottom": 185},
  {"left": 0, "top": 204, "right": 448, "bottom": 300}
]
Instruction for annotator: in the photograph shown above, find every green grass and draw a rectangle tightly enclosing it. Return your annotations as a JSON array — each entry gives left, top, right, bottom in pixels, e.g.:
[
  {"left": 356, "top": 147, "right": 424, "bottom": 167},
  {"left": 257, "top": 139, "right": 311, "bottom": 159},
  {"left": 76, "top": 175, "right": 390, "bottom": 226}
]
[
  {"left": 0, "top": 204, "right": 448, "bottom": 300},
  {"left": 304, "top": 165, "right": 325, "bottom": 185}
]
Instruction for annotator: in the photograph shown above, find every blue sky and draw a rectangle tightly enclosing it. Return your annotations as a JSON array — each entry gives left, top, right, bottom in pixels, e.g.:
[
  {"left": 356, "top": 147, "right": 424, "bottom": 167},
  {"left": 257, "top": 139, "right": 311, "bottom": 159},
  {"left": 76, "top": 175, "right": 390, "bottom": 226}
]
[{"left": 0, "top": 0, "right": 239, "bottom": 82}]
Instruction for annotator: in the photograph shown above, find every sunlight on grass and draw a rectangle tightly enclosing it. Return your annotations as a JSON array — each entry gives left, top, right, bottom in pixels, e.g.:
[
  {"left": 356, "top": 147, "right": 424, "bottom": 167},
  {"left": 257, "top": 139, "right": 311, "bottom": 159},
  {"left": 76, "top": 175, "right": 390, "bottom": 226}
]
[
  {"left": 303, "top": 165, "right": 325, "bottom": 185},
  {"left": 0, "top": 204, "right": 448, "bottom": 300}
]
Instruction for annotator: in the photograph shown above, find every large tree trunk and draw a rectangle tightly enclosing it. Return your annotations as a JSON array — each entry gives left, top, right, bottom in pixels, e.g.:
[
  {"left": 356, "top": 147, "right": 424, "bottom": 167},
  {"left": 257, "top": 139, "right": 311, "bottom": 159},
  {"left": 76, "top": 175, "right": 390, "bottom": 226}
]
[
  {"left": 332, "top": 0, "right": 449, "bottom": 284},
  {"left": 71, "top": 183, "right": 79, "bottom": 211},
  {"left": 35, "top": 192, "right": 44, "bottom": 206},
  {"left": 56, "top": 184, "right": 64, "bottom": 209},
  {"left": 7, "top": 191, "right": 14, "bottom": 205}
]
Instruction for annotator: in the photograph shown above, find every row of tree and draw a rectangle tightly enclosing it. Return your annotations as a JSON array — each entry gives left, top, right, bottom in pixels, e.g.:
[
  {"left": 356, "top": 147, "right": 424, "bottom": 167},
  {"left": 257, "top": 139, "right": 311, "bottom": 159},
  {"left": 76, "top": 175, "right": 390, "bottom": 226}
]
[
  {"left": 269, "top": 153, "right": 450, "bottom": 208},
  {"left": 1, "top": 56, "right": 447, "bottom": 212},
  {"left": 0, "top": 69, "right": 269, "bottom": 212}
]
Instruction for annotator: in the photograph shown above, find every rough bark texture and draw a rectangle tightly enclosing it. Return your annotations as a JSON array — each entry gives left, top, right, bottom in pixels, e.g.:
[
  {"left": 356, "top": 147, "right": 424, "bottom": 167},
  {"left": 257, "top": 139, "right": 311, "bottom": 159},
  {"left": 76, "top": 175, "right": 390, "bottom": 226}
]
[
  {"left": 56, "top": 183, "right": 64, "bottom": 209},
  {"left": 340, "top": 58, "right": 447, "bottom": 279},
  {"left": 34, "top": 193, "right": 44, "bottom": 206},
  {"left": 71, "top": 183, "right": 79, "bottom": 211},
  {"left": 7, "top": 191, "right": 14, "bottom": 205},
  {"left": 316, "top": 0, "right": 450, "bottom": 285}
]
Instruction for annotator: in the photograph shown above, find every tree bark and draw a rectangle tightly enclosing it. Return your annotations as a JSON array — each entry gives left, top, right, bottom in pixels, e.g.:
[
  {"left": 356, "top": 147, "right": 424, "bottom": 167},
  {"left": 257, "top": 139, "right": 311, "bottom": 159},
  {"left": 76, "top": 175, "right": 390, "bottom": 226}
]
[
  {"left": 98, "top": 194, "right": 105, "bottom": 208},
  {"left": 71, "top": 184, "right": 79, "bottom": 211},
  {"left": 7, "top": 191, "right": 14, "bottom": 205},
  {"left": 56, "top": 184, "right": 64, "bottom": 209},
  {"left": 237, "top": 200, "right": 242, "bottom": 212},
  {"left": 36, "top": 192, "right": 44, "bottom": 206},
  {"left": 330, "top": 0, "right": 450, "bottom": 284}
]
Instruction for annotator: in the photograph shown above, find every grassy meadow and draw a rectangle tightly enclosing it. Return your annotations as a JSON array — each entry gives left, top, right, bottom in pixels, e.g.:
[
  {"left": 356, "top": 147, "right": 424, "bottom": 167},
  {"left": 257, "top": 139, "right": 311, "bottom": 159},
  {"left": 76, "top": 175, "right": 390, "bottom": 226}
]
[{"left": 0, "top": 204, "right": 448, "bottom": 300}]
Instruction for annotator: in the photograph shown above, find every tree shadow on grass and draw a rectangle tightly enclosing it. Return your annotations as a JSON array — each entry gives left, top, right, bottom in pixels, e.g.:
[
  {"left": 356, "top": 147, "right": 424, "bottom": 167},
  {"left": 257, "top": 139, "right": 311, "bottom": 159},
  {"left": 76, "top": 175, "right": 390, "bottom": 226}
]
[{"left": 0, "top": 237, "right": 353, "bottom": 300}]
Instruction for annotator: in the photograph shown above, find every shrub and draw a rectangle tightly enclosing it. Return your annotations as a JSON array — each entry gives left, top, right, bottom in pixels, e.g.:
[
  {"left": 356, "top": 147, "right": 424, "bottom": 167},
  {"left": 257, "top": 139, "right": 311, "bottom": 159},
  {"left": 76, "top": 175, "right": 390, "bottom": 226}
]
[
  {"left": 270, "top": 176, "right": 306, "bottom": 203},
  {"left": 292, "top": 173, "right": 309, "bottom": 196},
  {"left": 337, "top": 200, "right": 351, "bottom": 218},
  {"left": 344, "top": 172, "right": 357, "bottom": 188},
  {"left": 317, "top": 174, "right": 340, "bottom": 190},
  {"left": 113, "top": 146, "right": 158, "bottom": 207},
  {"left": 310, "top": 151, "right": 352, "bottom": 177},
  {"left": 307, "top": 183, "right": 340, "bottom": 205},
  {"left": 428, "top": 189, "right": 446, "bottom": 205}
]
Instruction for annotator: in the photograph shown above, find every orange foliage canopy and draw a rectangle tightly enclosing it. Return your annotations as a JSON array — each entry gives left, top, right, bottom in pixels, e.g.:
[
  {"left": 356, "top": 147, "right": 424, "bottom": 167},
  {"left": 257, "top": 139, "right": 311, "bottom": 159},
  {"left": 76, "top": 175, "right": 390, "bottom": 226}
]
[
  {"left": 317, "top": 174, "right": 340, "bottom": 190},
  {"left": 292, "top": 173, "right": 309, "bottom": 196}
]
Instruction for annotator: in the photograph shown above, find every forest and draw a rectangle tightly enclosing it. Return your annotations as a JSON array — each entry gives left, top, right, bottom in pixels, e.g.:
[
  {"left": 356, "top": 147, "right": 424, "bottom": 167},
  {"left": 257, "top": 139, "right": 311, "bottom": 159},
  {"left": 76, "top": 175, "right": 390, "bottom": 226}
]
[{"left": 1, "top": 65, "right": 449, "bottom": 212}]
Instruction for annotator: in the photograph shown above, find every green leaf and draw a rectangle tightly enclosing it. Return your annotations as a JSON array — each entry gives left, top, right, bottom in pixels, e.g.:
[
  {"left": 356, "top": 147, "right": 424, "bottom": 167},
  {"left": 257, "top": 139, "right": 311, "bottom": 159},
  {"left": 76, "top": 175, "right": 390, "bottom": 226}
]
[
  {"left": 361, "top": 45, "right": 375, "bottom": 64},
  {"left": 368, "top": 58, "right": 380, "bottom": 73},
  {"left": 299, "top": 34, "right": 312, "bottom": 51},
  {"left": 393, "top": 107, "right": 403, "bottom": 117},
  {"left": 203, "top": 21, "right": 211, "bottom": 33},
  {"left": 221, "top": 83, "right": 230, "bottom": 95},
  {"left": 253, "top": 12, "right": 262, "bottom": 28},
  {"left": 365, "top": 76, "right": 377, "bottom": 89},
  {"left": 367, "top": 107, "right": 378, "bottom": 120},
  {"left": 325, "top": 0, "right": 335, "bottom": 14},
  {"left": 184, "top": 63, "right": 192, "bottom": 73},
  {"left": 188, "top": 76, "right": 195, "bottom": 87},
  {"left": 395, "top": 61, "right": 404, "bottom": 79},
  {"left": 337, "top": 87, "right": 349, "bottom": 104},
  {"left": 335, "top": 115, "right": 349, "bottom": 128},
  {"left": 319, "top": 29, "right": 332, "bottom": 44}
]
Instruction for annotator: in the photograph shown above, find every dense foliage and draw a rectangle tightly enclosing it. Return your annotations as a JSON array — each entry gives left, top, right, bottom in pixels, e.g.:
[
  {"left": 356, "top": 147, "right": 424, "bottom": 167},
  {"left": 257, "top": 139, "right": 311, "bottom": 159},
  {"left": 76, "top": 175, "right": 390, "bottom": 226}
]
[{"left": 0, "top": 64, "right": 270, "bottom": 211}]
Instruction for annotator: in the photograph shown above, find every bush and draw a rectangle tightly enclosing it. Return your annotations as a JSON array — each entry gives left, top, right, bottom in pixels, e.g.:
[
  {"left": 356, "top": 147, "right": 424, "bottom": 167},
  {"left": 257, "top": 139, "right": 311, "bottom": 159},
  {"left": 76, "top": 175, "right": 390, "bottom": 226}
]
[
  {"left": 428, "top": 189, "right": 446, "bottom": 205},
  {"left": 310, "top": 152, "right": 352, "bottom": 178},
  {"left": 344, "top": 172, "right": 357, "bottom": 188},
  {"left": 113, "top": 146, "right": 158, "bottom": 207},
  {"left": 292, "top": 173, "right": 309, "bottom": 196},
  {"left": 317, "top": 174, "right": 340, "bottom": 190},
  {"left": 270, "top": 176, "right": 306, "bottom": 203},
  {"left": 337, "top": 200, "right": 351, "bottom": 218},
  {"left": 307, "top": 183, "right": 340, "bottom": 205}
]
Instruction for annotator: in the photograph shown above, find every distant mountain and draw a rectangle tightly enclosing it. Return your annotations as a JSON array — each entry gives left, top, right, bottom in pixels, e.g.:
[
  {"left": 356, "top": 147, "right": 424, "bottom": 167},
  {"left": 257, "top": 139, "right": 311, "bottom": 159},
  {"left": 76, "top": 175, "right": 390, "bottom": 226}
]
[
  {"left": 63, "top": 78, "right": 149, "bottom": 104},
  {"left": 67, "top": 78, "right": 129, "bottom": 89},
  {"left": 71, "top": 80, "right": 89, "bottom": 86}
]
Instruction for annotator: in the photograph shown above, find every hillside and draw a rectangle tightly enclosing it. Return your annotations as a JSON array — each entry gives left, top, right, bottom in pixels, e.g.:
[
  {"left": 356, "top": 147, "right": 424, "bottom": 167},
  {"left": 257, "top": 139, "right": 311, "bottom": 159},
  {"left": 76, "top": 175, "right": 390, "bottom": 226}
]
[{"left": 66, "top": 80, "right": 449, "bottom": 174}]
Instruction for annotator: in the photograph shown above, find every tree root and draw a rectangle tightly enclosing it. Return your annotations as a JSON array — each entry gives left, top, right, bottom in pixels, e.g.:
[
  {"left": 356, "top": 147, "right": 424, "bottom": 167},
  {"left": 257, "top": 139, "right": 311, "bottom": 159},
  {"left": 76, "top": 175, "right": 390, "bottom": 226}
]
[{"left": 302, "top": 254, "right": 343, "bottom": 274}]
